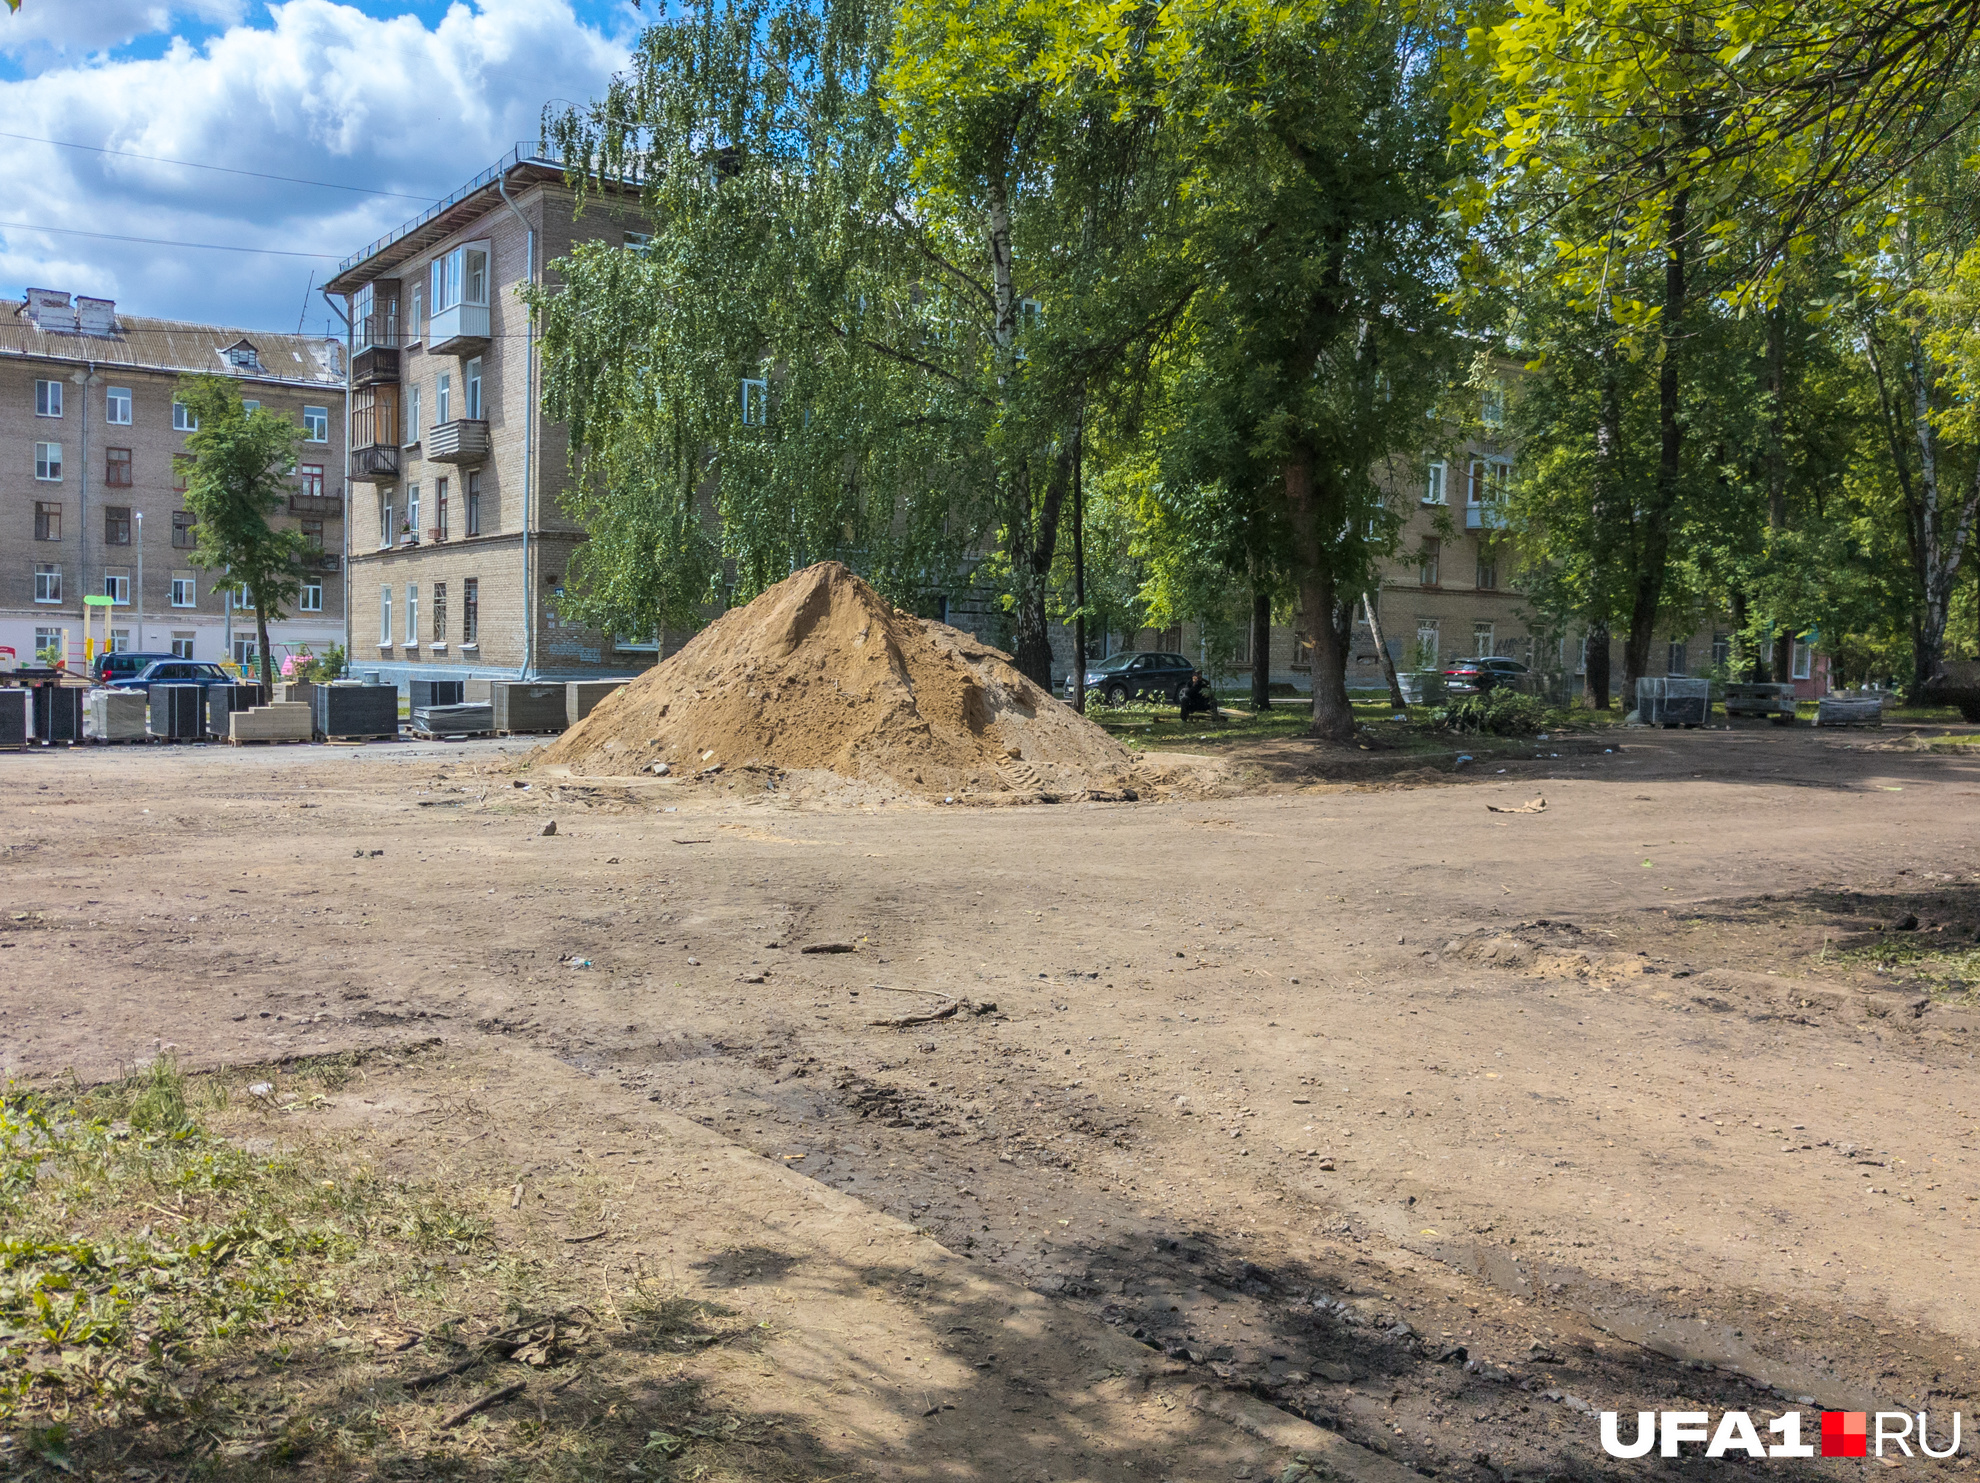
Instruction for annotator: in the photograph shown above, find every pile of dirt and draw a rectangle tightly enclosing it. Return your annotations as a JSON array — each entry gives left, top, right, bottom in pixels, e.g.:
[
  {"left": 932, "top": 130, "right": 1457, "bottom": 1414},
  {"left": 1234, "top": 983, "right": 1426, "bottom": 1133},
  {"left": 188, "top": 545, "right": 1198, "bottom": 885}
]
[{"left": 539, "top": 562, "right": 1138, "bottom": 799}]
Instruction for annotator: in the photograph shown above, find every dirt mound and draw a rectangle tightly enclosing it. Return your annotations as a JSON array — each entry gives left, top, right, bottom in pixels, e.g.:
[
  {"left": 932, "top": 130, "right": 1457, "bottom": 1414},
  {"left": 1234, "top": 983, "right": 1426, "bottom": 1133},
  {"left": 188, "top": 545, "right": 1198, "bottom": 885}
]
[{"left": 539, "top": 562, "right": 1136, "bottom": 798}]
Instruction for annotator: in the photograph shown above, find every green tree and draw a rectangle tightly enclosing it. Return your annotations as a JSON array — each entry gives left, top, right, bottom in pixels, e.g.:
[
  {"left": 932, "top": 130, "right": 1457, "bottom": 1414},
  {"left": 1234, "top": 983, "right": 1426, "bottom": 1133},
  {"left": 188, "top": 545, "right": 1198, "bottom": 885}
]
[{"left": 172, "top": 376, "right": 309, "bottom": 693}]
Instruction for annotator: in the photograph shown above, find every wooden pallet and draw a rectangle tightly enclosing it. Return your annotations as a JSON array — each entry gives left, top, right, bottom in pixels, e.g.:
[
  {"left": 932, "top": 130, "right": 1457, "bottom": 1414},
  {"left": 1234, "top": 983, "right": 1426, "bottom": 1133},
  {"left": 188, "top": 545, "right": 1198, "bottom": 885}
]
[
  {"left": 322, "top": 733, "right": 399, "bottom": 744},
  {"left": 228, "top": 736, "right": 312, "bottom": 747},
  {"left": 410, "top": 729, "right": 494, "bottom": 741},
  {"left": 494, "top": 728, "right": 563, "bottom": 738}
]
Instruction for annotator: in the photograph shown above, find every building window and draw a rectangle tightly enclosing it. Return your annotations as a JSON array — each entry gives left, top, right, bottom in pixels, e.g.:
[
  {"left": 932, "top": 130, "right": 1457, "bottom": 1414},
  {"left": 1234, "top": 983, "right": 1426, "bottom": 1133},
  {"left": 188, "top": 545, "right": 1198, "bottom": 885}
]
[
  {"left": 1481, "top": 381, "right": 1506, "bottom": 428},
  {"left": 1793, "top": 640, "right": 1812, "bottom": 680},
  {"left": 35, "top": 379, "right": 62, "bottom": 418},
  {"left": 172, "top": 511, "right": 196, "bottom": 548},
  {"left": 405, "top": 384, "right": 421, "bottom": 445},
  {"left": 303, "top": 405, "right": 329, "bottom": 442},
  {"left": 1473, "top": 620, "right": 1494, "bottom": 657},
  {"left": 464, "top": 358, "right": 482, "bottom": 420},
  {"left": 1711, "top": 631, "right": 1730, "bottom": 668},
  {"left": 433, "top": 581, "right": 447, "bottom": 643},
  {"left": 1469, "top": 458, "right": 1511, "bottom": 506},
  {"left": 1418, "top": 536, "right": 1440, "bottom": 587},
  {"left": 228, "top": 344, "right": 260, "bottom": 371},
  {"left": 1667, "top": 639, "right": 1688, "bottom": 676},
  {"left": 741, "top": 377, "right": 768, "bottom": 425},
  {"left": 170, "top": 631, "right": 195, "bottom": 659},
  {"left": 466, "top": 472, "right": 481, "bottom": 536},
  {"left": 435, "top": 476, "right": 449, "bottom": 540},
  {"left": 301, "top": 517, "right": 324, "bottom": 550},
  {"left": 406, "top": 585, "right": 419, "bottom": 646},
  {"left": 1475, "top": 545, "right": 1497, "bottom": 590},
  {"left": 34, "top": 565, "right": 62, "bottom": 603},
  {"left": 301, "top": 579, "right": 323, "bottom": 612},
  {"left": 105, "top": 385, "right": 132, "bottom": 425},
  {"left": 241, "top": 400, "right": 259, "bottom": 414},
  {"left": 409, "top": 285, "right": 423, "bottom": 340},
  {"left": 171, "top": 574, "right": 196, "bottom": 608},
  {"left": 1424, "top": 461, "right": 1446, "bottom": 505},
  {"left": 35, "top": 627, "right": 63, "bottom": 661},
  {"left": 431, "top": 245, "right": 490, "bottom": 311},
  {"left": 111, "top": 628, "right": 132, "bottom": 653},
  {"left": 34, "top": 502, "right": 60, "bottom": 542},
  {"left": 104, "top": 506, "right": 131, "bottom": 545},
  {"left": 624, "top": 230, "right": 652, "bottom": 250},
  {"left": 1575, "top": 632, "right": 1590, "bottom": 675},
  {"left": 105, "top": 447, "right": 133, "bottom": 487},
  {"left": 463, "top": 577, "right": 478, "bottom": 645},
  {"left": 299, "top": 464, "right": 324, "bottom": 500},
  {"left": 379, "top": 494, "right": 394, "bottom": 550},
  {"left": 233, "top": 634, "right": 258, "bottom": 668},
  {"left": 380, "top": 585, "right": 392, "bottom": 646},
  {"left": 173, "top": 400, "right": 197, "bottom": 432},
  {"left": 35, "top": 442, "right": 62, "bottom": 481},
  {"left": 104, "top": 569, "right": 131, "bottom": 605},
  {"left": 436, "top": 374, "right": 451, "bottom": 425},
  {"left": 1414, "top": 618, "right": 1439, "bottom": 667},
  {"left": 406, "top": 484, "right": 421, "bottom": 539}
]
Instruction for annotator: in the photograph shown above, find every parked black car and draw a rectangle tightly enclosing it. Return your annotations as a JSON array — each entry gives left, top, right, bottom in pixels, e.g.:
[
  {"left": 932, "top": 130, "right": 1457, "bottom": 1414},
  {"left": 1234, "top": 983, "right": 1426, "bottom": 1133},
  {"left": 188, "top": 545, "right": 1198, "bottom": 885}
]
[
  {"left": 91, "top": 651, "right": 178, "bottom": 684},
  {"left": 1443, "top": 656, "right": 1530, "bottom": 696},
  {"left": 1065, "top": 651, "right": 1197, "bottom": 705},
  {"left": 105, "top": 660, "right": 240, "bottom": 691}
]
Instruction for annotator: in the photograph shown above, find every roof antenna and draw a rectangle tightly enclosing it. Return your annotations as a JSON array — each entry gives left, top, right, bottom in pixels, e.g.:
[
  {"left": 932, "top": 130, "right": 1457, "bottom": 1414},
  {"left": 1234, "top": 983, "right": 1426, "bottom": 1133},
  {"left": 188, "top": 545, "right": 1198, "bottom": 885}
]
[{"left": 295, "top": 271, "right": 314, "bottom": 334}]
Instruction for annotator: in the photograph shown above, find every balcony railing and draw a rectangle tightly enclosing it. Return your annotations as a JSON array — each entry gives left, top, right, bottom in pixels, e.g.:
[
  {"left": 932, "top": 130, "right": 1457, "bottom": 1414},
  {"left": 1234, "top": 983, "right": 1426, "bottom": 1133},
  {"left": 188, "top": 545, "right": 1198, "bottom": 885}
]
[
  {"left": 1465, "top": 502, "right": 1508, "bottom": 531},
  {"left": 428, "top": 302, "right": 490, "bottom": 356},
  {"left": 316, "top": 553, "right": 342, "bottom": 573},
  {"left": 352, "top": 444, "right": 400, "bottom": 481},
  {"left": 290, "top": 491, "right": 344, "bottom": 516},
  {"left": 353, "top": 344, "right": 399, "bottom": 387},
  {"left": 425, "top": 418, "right": 490, "bottom": 465}
]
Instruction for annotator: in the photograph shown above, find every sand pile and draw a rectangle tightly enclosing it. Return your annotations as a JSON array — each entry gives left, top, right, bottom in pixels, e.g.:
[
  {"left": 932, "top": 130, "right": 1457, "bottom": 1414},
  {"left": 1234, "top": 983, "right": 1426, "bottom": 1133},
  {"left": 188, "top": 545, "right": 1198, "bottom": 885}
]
[{"left": 540, "top": 562, "right": 1137, "bottom": 799}]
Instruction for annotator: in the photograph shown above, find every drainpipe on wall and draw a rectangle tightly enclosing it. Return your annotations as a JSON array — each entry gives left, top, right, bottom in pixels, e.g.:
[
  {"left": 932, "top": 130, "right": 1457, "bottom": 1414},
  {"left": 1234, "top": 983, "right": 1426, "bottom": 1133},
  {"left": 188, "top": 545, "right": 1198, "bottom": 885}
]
[
  {"left": 322, "top": 290, "right": 352, "bottom": 674},
  {"left": 80, "top": 361, "right": 94, "bottom": 662},
  {"left": 496, "top": 169, "right": 537, "bottom": 682}
]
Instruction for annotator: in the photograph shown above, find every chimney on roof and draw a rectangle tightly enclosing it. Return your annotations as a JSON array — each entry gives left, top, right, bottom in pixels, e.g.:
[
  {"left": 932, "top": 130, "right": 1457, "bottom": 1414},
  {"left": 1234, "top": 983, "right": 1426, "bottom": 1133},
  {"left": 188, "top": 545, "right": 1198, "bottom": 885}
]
[
  {"left": 76, "top": 296, "right": 117, "bottom": 335},
  {"left": 20, "top": 288, "right": 77, "bottom": 332}
]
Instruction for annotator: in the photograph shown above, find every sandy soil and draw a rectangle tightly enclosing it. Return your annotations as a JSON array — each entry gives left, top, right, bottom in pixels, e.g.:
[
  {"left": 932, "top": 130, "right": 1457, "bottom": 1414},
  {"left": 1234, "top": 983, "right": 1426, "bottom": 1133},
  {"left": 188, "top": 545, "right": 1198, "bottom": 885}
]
[{"left": 4, "top": 721, "right": 1978, "bottom": 1480}]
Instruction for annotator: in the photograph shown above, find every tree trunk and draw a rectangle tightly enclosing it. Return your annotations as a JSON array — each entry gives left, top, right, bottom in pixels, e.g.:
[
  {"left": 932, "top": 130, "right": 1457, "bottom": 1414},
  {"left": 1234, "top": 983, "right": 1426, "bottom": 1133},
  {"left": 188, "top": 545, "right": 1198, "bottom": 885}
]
[
  {"left": 1250, "top": 586, "right": 1272, "bottom": 711},
  {"left": 1071, "top": 425, "right": 1087, "bottom": 714},
  {"left": 1283, "top": 456, "right": 1355, "bottom": 741},
  {"left": 1765, "top": 302, "right": 1791, "bottom": 685},
  {"left": 1363, "top": 591, "right": 1407, "bottom": 711},
  {"left": 253, "top": 591, "right": 274, "bottom": 695},
  {"left": 1009, "top": 444, "right": 1074, "bottom": 689},
  {"left": 1583, "top": 620, "right": 1611, "bottom": 709},
  {"left": 1622, "top": 181, "right": 1689, "bottom": 709}
]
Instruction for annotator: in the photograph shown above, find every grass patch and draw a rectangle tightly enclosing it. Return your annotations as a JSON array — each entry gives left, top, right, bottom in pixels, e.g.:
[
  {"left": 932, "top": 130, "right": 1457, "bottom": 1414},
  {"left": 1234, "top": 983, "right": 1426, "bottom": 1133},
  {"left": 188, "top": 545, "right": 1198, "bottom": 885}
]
[
  {"left": 1826, "top": 941, "right": 1980, "bottom": 1004},
  {"left": 0, "top": 1059, "right": 838, "bottom": 1483}
]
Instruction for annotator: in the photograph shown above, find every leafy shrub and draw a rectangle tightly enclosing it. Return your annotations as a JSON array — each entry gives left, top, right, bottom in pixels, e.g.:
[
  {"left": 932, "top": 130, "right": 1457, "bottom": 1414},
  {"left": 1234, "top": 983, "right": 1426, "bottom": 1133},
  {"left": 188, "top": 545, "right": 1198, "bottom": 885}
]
[{"left": 1437, "top": 689, "right": 1546, "bottom": 735}]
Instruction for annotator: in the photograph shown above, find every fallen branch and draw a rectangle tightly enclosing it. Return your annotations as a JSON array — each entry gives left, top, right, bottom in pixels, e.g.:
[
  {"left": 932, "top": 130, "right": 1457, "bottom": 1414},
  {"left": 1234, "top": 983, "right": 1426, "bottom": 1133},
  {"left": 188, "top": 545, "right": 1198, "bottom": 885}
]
[
  {"left": 1485, "top": 796, "right": 1547, "bottom": 814},
  {"left": 441, "top": 1380, "right": 526, "bottom": 1429},
  {"left": 869, "top": 1000, "right": 960, "bottom": 1028}
]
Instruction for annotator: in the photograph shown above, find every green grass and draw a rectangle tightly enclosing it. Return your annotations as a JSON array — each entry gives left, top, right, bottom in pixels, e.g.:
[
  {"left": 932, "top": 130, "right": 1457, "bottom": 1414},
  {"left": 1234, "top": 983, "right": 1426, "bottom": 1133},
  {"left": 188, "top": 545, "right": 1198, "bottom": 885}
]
[
  {"left": 1826, "top": 940, "right": 1980, "bottom": 1004},
  {"left": 0, "top": 1060, "right": 829, "bottom": 1483}
]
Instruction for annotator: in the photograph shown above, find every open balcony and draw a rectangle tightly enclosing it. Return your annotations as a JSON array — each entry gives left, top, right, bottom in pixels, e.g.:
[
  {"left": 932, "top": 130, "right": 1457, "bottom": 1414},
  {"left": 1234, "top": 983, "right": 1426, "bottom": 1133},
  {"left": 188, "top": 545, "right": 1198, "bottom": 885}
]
[
  {"left": 1465, "top": 502, "right": 1508, "bottom": 531},
  {"left": 290, "top": 490, "right": 344, "bottom": 517},
  {"left": 351, "top": 444, "right": 400, "bottom": 482},
  {"left": 425, "top": 418, "right": 490, "bottom": 465},
  {"left": 353, "top": 343, "right": 400, "bottom": 387}
]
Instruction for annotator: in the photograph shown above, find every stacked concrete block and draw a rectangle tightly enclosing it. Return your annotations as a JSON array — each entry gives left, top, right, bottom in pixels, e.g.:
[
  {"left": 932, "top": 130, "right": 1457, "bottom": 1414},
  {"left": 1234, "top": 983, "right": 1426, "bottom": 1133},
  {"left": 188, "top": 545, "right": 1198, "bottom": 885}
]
[
  {"left": 230, "top": 702, "right": 314, "bottom": 743},
  {"left": 87, "top": 688, "right": 148, "bottom": 740},
  {"left": 566, "top": 678, "right": 628, "bottom": 725},
  {"left": 312, "top": 683, "right": 399, "bottom": 738},
  {"left": 493, "top": 681, "right": 566, "bottom": 733}
]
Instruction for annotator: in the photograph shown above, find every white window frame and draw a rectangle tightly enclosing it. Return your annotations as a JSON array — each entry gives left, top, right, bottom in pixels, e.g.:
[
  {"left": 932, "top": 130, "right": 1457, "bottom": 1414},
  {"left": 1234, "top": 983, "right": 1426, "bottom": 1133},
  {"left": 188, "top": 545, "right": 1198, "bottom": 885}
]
[
  {"left": 436, "top": 375, "right": 451, "bottom": 426},
  {"left": 1667, "top": 640, "right": 1688, "bottom": 677},
  {"left": 1424, "top": 461, "right": 1446, "bottom": 505},
  {"left": 380, "top": 494, "right": 394, "bottom": 550},
  {"left": 110, "top": 628, "right": 132, "bottom": 653},
  {"left": 430, "top": 244, "right": 491, "bottom": 312},
  {"left": 170, "top": 632, "right": 195, "bottom": 659},
  {"left": 406, "top": 484, "right": 421, "bottom": 538},
  {"left": 405, "top": 585, "right": 419, "bottom": 648},
  {"left": 104, "top": 571, "right": 130, "bottom": 605},
  {"left": 1473, "top": 620, "right": 1494, "bottom": 657},
  {"left": 406, "top": 384, "right": 421, "bottom": 444},
  {"left": 173, "top": 400, "right": 197, "bottom": 432},
  {"left": 1792, "top": 640, "right": 1812, "bottom": 680},
  {"left": 105, "top": 385, "right": 132, "bottom": 425},
  {"left": 1414, "top": 618, "right": 1439, "bottom": 667},
  {"left": 34, "top": 442, "right": 62, "bottom": 481},
  {"left": 1481, "top": 382, "right": 1506, "bottom": 429},
  {"left": 409, "top": 285, "right": 423, "bottom": 341},
  {"left": 300, "top": 579, "right": 323, "bottom": 613},
  {"left": 35, "top": 379, "right": 62, "bottom": 418},
  {"left": 35, "top": 565, "right": 62, "bottom": 603},
  {"left": 35, "top": 627, "right": 63, "bottom": 657},
  {"left": 303, "top": 405, "right": 329, "bottom": 442},
  {"left": 464, "top": 358, "right": 482, "bottom": 420},
  {"left": 742, "top": 377, "right": 768, "bottom": 425},
  {"left": 171, "top": 575, "right": 196, "bottom": 608},
  {"left": 1468, "top": 457, "right": 1511, "bottom": 506},
  {"left": 380, "top": 585, "right": 393, "bottom": 647}
]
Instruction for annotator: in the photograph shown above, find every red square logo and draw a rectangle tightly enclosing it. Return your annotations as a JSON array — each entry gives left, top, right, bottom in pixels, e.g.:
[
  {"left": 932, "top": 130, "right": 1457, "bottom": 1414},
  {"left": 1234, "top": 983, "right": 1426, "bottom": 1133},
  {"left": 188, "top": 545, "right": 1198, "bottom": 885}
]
[{"left": 1822, "top": 1412, "right": 1868, "bottom": 1458}]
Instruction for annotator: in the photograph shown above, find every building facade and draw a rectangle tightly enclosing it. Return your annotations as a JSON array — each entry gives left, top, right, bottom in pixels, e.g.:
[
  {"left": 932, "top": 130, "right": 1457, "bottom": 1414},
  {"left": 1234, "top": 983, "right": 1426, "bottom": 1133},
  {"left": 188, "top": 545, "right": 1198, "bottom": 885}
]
[
  {"left": 0, "top": 290, "right": 346, "bottom": 671},
  {"left": 326, "top": 146, "right": 651, "bottom": 691}
]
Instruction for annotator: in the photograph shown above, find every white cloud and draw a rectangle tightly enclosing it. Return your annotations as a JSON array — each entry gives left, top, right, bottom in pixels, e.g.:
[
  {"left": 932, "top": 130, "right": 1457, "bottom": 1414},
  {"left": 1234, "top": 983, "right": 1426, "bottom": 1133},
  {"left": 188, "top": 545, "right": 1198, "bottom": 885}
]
[
  {"left": 0, "top": 0, "right": 248, "bottom": 61},
  {"left": 0, "top": 0, "right": 634, "bottom": 332}
]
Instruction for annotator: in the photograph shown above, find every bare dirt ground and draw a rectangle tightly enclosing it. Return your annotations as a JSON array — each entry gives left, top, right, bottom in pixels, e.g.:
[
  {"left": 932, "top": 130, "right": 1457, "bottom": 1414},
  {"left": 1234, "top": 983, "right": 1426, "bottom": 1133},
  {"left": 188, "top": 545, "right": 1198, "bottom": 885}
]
[{"left": 4, "top": 721, "right": 1979, "bottom": 1480}]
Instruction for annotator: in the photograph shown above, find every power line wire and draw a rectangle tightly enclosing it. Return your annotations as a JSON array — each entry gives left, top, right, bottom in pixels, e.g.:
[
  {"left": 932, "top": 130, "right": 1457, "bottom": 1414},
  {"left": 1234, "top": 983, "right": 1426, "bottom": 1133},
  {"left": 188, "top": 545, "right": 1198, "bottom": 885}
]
[
  {"left": 0, "top": 130, "right": 435, "bottom": 202},
  {"left": 0, "top": 219, "right": 339, "bottom": 258}
]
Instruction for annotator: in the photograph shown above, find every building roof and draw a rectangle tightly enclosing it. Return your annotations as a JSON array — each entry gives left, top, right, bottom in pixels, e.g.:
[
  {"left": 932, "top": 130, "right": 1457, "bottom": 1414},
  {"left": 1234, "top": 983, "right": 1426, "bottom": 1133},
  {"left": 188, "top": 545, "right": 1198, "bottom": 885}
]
[
  {"left": 1, "top": 293, "right": 343, "bottom": 388},
  {"left": 325, "top": 143, "right": 573, "bottom": 295}
]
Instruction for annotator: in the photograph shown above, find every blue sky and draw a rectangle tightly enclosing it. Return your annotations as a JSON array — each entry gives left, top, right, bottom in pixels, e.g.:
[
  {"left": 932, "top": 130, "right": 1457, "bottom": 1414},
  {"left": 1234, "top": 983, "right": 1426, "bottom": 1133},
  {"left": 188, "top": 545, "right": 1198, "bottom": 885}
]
[{"left": 0, "top": 1, "right": 640, "bottom": 336}]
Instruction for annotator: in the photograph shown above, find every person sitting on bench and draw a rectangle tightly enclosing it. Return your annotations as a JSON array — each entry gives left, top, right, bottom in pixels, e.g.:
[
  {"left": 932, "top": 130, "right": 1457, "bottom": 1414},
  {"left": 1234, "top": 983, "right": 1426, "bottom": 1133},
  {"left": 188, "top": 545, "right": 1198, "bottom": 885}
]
[{"left": 1179, "top": 670, "right": 1219, "bottom": 722}]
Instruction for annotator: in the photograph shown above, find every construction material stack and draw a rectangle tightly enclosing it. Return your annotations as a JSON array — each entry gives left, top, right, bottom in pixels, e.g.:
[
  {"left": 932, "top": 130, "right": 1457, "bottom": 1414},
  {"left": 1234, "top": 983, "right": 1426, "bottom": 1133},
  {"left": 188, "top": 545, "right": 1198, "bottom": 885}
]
[
  {"left": 148, "top": 684, "right": 203, "bottom": 740},
  {"left": 1635, "top": 677, "right": 1710, "bottom": 727},
  {"left": 312, "top": 683, "right": 399, "bottom": 740},
  {"left": 0, "top": 690, "right": 26, "bottom": 749},
  {"left": 567, "top": 679, "right": 628, "bottom": 725},
  {"left": 229, "top": 702, "right": 314, "bottom": 743},
  {"left": 492, "top": 682, "right": 566, "bottom": 734},
  {"left": 87, "top": 689, "right": 148, "bottom": 741}
]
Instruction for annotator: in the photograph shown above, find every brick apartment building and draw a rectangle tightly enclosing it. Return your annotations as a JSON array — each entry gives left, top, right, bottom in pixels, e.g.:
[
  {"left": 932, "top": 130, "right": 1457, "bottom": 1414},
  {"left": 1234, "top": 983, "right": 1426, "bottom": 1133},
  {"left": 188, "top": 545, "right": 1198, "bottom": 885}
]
[
  {"left": 325, "top": 146, "right": 650, "bottom": 690},
  {"left": 0, "top": 289, "right": 346, "bottom": 671}
]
